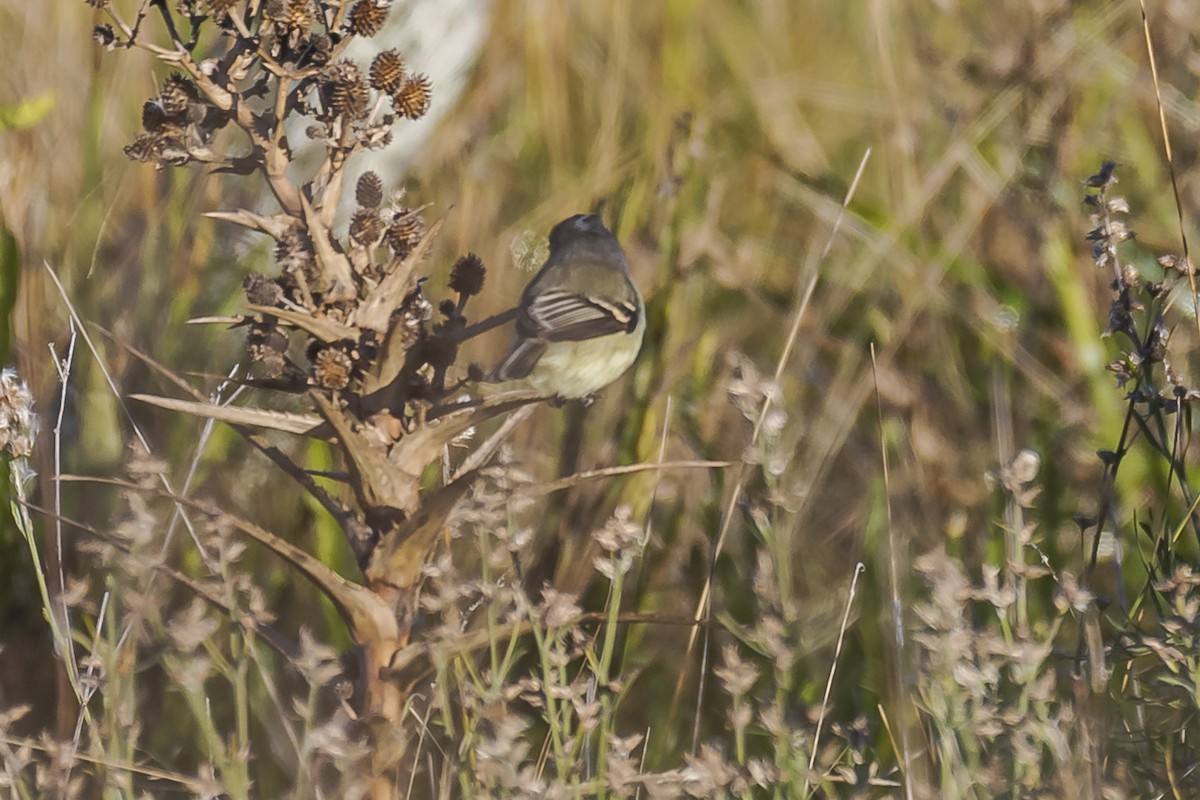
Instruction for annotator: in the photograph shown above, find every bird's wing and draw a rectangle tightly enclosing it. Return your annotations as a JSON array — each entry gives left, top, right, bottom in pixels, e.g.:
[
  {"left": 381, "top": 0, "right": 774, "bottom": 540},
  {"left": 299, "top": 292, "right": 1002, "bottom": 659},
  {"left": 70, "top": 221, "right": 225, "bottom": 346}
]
[
  {"left": 492, "top": 337, "right": 546, "bottom": 381},
  {"left": 523, "top": 289, "right": 639, "bottom": 342}
]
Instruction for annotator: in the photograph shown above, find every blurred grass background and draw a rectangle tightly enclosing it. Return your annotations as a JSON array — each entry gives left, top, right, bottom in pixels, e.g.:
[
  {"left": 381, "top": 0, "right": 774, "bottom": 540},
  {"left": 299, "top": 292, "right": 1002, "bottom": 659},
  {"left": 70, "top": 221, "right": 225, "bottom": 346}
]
[{"left": 4, "top": 0, "right": 1200, "bottom": 790}]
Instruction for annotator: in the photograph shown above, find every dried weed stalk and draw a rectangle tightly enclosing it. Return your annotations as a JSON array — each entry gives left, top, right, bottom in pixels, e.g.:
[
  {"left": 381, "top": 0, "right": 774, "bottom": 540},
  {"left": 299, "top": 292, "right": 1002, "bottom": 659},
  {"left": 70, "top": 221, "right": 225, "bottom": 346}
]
[{"left": 83, "top": 1, "right": 540, "bottom": 793}]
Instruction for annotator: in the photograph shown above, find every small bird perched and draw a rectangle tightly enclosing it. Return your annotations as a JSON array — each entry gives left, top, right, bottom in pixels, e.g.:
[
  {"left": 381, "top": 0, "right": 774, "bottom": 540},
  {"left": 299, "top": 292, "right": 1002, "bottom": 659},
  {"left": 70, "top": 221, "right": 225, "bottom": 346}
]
[{"left": 492, "top": 214, "right": 645, "bottom": 399}]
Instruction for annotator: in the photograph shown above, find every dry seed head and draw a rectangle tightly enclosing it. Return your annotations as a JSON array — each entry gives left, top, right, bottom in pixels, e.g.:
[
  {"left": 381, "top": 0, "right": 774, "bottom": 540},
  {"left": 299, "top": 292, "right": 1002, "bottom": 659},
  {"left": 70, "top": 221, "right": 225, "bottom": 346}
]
[
  {"left": 141, "top": 99, "right": 177, "bottom": 133},
  {"left": 396, "top": 288, "right": 433, "bottom": 348},
  {"left": 275, "top": 228, "right": 318, "bottom": 282},
  {"left": 321, "top": 61, "right": 370, "bottom": 120},
  {"left": 449, "top": 253, "right": 486, "bottom": 297},
  {"left": 369, "top": 49, "right": 406, "bottom": 93},
  {"left": 1121, "top": 263, "right": 1140, "bottom": 290},
  {"left": 349, "top": 208, "right": 382, "bottom": 245},
  {"left": 266, "top": 0, "right": 318, "bottom": 31},
  {"left": 248, "top": 325, "right": 288, "bottom": 378},
  {"left": 0, "top": 369, "right": 37, "bottom": 460},
  {"left": 393, "top": 73, "right": 432, "bottom": 120},
  {"left": 313, "top": 347, "right": 354, "bottom": 390},
  {"left": 160, "top": 74, "right": 201, "bottom": 117},
  {"left": 385, "top": 209, "right": 425, "bottom": 256},
  {"left": 347, "top": 0, "right": 390, "bottom": 37},
  {"left": 244, "top": 273, "right": 284, "bottom": 306},
  {"left": 93, "top": 24, "right": 116, "bottom": 48},
  {"left": 1159, "top": 254, "right": 1196, "bottom": 276},
  {"left": 356, "top": 171, "right": 384, "bottom": 208}
]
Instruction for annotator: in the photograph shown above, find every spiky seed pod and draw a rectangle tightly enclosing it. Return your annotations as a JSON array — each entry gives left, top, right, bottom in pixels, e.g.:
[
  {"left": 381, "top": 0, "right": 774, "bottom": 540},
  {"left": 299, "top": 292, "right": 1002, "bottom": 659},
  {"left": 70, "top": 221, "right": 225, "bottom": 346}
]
[
  {"left": 393, "top": 73, "right": 432, "bottom": 120},
  {"left": 275, "top": 229, "right": 318, "bottom": 283},
  {"left": 321, "top": 61, "right": 370, "bottom": 120},
  {"left": 93, "top": 24, "right": 116, "bottom": 48},
  {"left": 356, "top": 171, "right": 384, "bottom": 208},
  {"left": 248, "top": 325, "right": 288, "bottom": 378},
  {"left": 160, "top": 74, "right": 201, "bottom": 118},
  {"left": 208, "top": 0, "right": 239, "bottom": 10},
  {"left": 267, "top": 0, "right": 318, "bottom": 32},
  {"left": 369, "top": 49, "right": 406, "bottom": 93},
  {"left": 449, "top": 253, "right": 486, "bottom": 297},
  {"left": 349, "top": 209, "right": 383, "bottom": 246},
  {"left": 347, "top": 0, "right": 390, "bottom": 37},
  {"left": 244, "top": 273, "right": 284, "bottom": 306},
  {"left": 313, "top": 347, "right": 354, "bottom": 390},
  {"left": 334, "top": 80, "right": 370, "bottom": 120},
  {"left": 385, "top": 210, "right": 425, "bottom": 257},
  {"left": 141, "top": 99, "right": 174, "bottom": 133}
]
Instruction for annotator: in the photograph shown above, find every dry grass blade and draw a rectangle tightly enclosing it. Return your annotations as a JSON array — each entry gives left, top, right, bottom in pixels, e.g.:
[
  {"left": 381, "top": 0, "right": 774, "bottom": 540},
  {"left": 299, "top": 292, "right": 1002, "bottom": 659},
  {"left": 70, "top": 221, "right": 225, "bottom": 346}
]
[
  {"left": 400, "top": 393, "right": 543, "bottom": 466},
  {"left": 1138, "top": 0, "right": 1197, "bottom": 342},
  {"left": 517, "top": 459, "right": 733, "bottom": 497},
  {"left": 871, "top": 343, "right": 915, "bottom": 800},
  {"left": 186, "top": 315, "right": 246, "bottom": 326}
]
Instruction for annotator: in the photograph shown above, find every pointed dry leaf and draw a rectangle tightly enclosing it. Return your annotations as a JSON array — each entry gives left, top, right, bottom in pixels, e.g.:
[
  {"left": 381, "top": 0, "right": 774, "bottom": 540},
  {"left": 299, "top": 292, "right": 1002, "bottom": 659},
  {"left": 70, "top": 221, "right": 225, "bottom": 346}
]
[
  {"left": 310, "top": 391, "right": 420, "bottom": 518},
  {"left": 299, "top": 192, "right": 357, "bottom": 301},
  {"left": 131, "top": 394, "right": 322, "bottom": 435},
  {"left": 366, "top": 469, "right": 479, "bottom": 590},
  {"left": 246, "top": 304, "right": 359, "bottom": 343},
  {"left": 204, "top": 209, "right": 296, "bottom": 238},
  {"left": 187, "top": 315, "right": 247, "bottom": 326},
  {"left": 355, "top": 217, "right": 443, "bottom": 333},
  {"left": 203, "top": 501, "right": 397, "bottom": 644}
]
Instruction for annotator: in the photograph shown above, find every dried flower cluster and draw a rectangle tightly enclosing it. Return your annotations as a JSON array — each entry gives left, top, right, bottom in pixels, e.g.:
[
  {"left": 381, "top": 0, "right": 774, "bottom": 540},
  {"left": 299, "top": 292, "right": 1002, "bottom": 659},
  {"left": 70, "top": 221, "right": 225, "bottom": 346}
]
[
  {"left": 96, "top": 1, "right": 478, "bottom": 422},
  {"left": 912, "top": 549, "right": 1113, "bottom": 796},
  {"left": 1086, "top": 161, "right": 1187, "bottom": 403},
  {"left": 1078, "top": 161, "right": 1200, "bottom": 793},
  {"left": 0, "top": 368, "right": 37, "bottom": 461}
]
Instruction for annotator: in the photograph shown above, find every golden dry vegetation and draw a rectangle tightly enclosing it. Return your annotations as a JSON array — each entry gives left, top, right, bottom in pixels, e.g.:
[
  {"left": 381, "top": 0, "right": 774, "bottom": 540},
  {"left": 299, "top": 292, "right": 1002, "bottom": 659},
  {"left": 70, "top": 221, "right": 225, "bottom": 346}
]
[{"left": 2, "top": 0, "right": 1200, "bottom": 797}]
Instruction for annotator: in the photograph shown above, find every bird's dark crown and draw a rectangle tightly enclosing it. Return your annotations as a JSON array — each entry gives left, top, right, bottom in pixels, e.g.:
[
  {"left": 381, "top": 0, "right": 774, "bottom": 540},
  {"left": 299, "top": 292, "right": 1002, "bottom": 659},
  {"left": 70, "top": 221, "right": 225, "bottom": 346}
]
[{"left": 548, "top": 213, "right": 611, "bottom": 251}]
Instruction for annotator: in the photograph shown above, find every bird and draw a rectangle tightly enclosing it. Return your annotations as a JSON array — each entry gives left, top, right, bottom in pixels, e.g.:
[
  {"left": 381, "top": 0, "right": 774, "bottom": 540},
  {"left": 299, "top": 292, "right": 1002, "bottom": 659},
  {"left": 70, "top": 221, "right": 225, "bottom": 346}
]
[{"left": 491, "top": 214, "right": 645, "bottom": 399}]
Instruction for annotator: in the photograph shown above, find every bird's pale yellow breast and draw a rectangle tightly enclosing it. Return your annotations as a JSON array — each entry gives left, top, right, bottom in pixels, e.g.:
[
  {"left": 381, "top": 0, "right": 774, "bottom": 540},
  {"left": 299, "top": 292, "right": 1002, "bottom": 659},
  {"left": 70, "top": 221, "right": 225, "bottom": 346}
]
[{"left": 526, "top": 326, "right": 645, "bottom": 399}]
